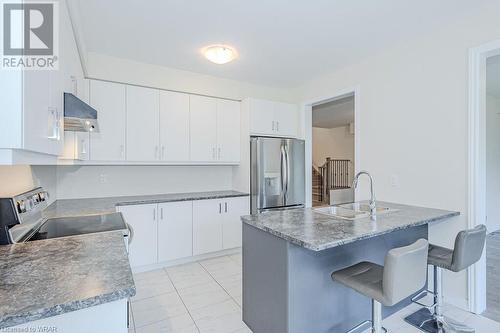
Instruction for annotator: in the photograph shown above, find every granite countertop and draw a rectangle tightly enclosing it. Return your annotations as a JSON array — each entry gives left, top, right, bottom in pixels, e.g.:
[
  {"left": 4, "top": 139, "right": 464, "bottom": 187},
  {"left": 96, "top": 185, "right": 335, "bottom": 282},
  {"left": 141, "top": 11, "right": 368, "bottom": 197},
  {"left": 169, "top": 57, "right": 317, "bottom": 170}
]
[
  {"left": 44, "top": 190, "right": 249, "bottom": 219},
  {"left": 241, "top": 201, "right": 459, "bottom": 251},
  {"left": 0, "top": 231, "right": 136, "bottom": 328}
]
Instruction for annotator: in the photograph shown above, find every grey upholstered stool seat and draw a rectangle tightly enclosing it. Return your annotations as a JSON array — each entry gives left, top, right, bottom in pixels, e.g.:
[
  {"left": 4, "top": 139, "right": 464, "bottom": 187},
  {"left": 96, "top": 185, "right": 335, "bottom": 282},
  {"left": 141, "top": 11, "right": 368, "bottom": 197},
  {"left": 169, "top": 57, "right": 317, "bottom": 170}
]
[
  {"left": 405, "top": 224, "right": 487, "bottom": 333},
  {"left": 333, "top": 262, "right": 385, "bottom": 304},
  {"left": 332, "top": 239, "right": 429, "bottom": 333},
  {"left": 427, "top": 245, "right": 454, "bottom": 270}
]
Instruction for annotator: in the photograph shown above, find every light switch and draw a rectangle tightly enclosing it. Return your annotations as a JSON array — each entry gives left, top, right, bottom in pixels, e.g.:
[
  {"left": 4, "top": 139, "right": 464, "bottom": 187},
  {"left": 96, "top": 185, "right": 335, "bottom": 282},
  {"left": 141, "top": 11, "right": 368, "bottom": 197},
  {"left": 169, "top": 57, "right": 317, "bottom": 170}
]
[
  {"left": 390, "top": 175, "right": 399, "bottom": 187},
  {"left": 99, "top": 174, "right": 108, "bottom": 184}
]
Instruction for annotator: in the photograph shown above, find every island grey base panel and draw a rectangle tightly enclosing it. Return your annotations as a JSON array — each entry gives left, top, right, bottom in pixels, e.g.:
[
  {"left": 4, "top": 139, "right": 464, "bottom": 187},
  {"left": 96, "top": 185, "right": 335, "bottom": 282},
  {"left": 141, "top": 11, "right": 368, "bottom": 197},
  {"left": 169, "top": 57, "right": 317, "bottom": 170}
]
[{"left": 242, "top": 223, "right": 428, "bottom": 333}]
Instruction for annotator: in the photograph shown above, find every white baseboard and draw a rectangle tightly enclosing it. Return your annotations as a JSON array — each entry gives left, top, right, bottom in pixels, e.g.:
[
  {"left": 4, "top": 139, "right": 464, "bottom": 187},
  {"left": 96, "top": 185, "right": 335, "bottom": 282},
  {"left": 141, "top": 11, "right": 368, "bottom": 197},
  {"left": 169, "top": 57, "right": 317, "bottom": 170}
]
[{"left": 131, "top": 247, "right": 242, "bottom": 274}]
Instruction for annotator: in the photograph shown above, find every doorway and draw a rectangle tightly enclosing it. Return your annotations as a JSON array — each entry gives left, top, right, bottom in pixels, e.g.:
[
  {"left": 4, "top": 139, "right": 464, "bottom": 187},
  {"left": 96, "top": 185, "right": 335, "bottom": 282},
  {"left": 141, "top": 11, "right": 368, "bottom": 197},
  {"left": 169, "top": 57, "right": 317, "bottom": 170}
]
[
  {"left": 303, "top": 87, "right": 360, "bottom": 207},
  {"left": 468, "top": 39, "right": 500, "bottom": 316},
  {"left": 311, "top": 95, "right": 355, "bottom": 206},
  {"left": 483, "top": 54, "right": 500, "bottom": 322}
]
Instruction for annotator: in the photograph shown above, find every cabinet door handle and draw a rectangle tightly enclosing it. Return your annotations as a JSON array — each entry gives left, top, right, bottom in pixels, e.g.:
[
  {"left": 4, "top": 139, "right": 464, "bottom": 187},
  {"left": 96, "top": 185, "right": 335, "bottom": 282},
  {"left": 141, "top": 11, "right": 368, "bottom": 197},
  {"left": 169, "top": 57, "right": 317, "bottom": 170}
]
[
  {"left": 160, "top": 207, "right": 163, "bottom": 220},
  {"left": 161, "top": 146, "right": 165, "bottom": 160},
  {"left": 71, "top": 76, "right": 78, "bottom": 95},
  {"left": 218, "top": 147, "right": 221, "bottom": 160},
  {"left": 81, "top": 139, "right": 87, "bottom": 154},
  {"left": 276, "top": 121, "right": 279, "bottom": 132},
  {"left": 155, "top": 146, "right": 159, "bottom": 160},
  {"left": 225, "top": 202, "right": 227, "bottom": 213},
  {"left": 153, "top": 208, "right": 156, "bottom": 220},
  {"left": 272, "top": 121, "right": 275, "bottom": 132},
  {"left": 219, "top": 203, "right": 222, "bottom": 214},
  {"left": 212, "top": 147, "right": 216, "bottom": 160},
  {"left": 47, "top": 107, "right": 59, "bottom": 140}
]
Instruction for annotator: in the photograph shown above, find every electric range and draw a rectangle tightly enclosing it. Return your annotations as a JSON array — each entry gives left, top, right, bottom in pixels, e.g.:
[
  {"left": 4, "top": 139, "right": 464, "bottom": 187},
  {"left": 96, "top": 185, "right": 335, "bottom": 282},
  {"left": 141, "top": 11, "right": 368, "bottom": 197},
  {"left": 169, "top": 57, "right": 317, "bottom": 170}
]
[{"left": 0, "top": 187, "right": 130, "bottom": 246}]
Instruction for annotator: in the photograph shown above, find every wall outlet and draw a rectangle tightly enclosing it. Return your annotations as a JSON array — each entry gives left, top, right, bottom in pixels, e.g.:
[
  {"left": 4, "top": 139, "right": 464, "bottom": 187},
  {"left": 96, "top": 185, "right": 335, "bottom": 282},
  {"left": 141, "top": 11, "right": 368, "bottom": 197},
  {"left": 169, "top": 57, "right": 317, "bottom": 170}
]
[
  {"left": 390, "top": 174, "right": 400, "bottom": 187},
  {"left": 99, "top": 174, "right": 108, "bottom": 184}
]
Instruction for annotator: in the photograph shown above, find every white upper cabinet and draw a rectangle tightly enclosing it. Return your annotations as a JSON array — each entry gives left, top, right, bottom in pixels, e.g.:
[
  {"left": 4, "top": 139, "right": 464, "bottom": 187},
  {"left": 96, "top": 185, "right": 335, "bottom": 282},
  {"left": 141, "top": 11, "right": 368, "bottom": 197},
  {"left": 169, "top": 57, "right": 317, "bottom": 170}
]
[
  {"left": 126, "top": 86, "right": 160, "bottom": 161},
  {"left": 0, "top": 0, "right": 84, "bottom": 164},
  {"left": 249, "top": 98, "right": 275, "bottom": 135},
  {"left": 190, "top": 96, "right": 241, "bottom": 163},
  {"left": 190, "top": 95, "right": 218, "bottom": 162},
  {"left": 273, "top": 102, "right": 298, "bottom": 137},
  {"left": 89, "top": 80, "right": 126, "bottom": 161},
  {"left": 248, "top": 98, "right": 298, "bottom": 137},
  {"left": 57, "top": 79, "right": 240, "bottom": 164},
  {"left": 216, "top": 99, "right": 241, "bottom": 163},
  {"left": 22, "top": 71, "right": 54, "bottom": 154},
  {"left": 159, "top": 91, "right": 190, "bottom": 162}
]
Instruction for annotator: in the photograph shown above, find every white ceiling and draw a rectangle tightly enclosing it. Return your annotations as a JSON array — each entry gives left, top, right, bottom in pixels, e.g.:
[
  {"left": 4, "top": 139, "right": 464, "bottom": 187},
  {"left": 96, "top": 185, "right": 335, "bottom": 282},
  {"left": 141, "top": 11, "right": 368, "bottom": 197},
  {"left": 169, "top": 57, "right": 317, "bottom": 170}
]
[
  {"left": 312, "top": 95, "right": 354, "bottom": 128},
  {"left": 487, "top": 55, "right": 500, "bottom": 99},
  {"left": 74, "top": 0, "right": 490, "bottom": 88}
]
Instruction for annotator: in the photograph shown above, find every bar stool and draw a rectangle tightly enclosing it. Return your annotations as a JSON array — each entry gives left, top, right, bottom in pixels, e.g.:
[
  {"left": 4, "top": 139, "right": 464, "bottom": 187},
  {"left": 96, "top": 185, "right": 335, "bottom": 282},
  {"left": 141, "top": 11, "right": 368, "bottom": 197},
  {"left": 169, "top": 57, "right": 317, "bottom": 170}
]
[
  {"left": 332, "top": 239, "right": 429, "bottom": 333},
  {"left": 405, "top": 224, "right": 487, "bottom": 333}
]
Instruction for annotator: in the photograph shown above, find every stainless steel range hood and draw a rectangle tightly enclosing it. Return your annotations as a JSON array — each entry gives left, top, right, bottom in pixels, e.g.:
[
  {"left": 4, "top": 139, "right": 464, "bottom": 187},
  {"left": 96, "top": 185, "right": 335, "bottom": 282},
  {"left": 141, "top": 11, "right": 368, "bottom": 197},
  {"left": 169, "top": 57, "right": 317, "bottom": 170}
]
[{"left": 63, "top": 93, "right": 100, "bottom": 132}]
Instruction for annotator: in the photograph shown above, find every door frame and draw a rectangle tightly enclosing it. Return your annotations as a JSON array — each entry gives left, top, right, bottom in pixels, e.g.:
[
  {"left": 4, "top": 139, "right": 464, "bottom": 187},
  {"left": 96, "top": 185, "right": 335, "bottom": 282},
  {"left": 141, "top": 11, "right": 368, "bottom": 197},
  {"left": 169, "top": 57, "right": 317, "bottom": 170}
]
[
  {"left": 301, "top": 86, "right": 361, "bottom": 207},
  {"left": 467, "top": 38, "right": 500, "bottom": 314}
]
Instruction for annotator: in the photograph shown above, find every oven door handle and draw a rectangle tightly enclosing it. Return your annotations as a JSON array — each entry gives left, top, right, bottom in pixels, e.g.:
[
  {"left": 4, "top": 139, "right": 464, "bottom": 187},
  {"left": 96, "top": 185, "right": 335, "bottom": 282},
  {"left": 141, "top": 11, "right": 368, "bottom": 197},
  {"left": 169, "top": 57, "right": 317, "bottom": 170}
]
[{"left": 126, "top": 223, "right": 134, "bottom": 245}]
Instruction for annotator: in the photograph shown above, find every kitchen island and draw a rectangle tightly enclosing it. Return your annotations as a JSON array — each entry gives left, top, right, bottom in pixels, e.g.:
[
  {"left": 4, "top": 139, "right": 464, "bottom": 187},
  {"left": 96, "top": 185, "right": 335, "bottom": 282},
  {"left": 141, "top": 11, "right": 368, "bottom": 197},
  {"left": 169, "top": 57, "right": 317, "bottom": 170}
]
[{"left": 240, "top": 201, "right": 459, "bottom": 333}]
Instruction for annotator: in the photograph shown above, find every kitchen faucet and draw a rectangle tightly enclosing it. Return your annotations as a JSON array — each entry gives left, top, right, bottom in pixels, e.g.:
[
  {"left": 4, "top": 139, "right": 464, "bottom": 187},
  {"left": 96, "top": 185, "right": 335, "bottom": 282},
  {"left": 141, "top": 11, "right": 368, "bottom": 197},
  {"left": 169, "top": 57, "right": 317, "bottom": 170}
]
[{"left": 352, "top": 171, "right": 376, "bottom": 220}]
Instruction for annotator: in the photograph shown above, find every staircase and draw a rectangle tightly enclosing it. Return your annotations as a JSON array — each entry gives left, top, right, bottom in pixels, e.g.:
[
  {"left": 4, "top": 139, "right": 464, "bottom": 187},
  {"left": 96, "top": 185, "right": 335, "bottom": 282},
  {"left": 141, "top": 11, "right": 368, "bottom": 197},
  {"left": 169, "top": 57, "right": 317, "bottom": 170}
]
[
  {"left": 312, "top": 158, "right": 352, "bottom": 207},
  {"left": 312, "top": 167, "right": 323, "bottom": 206}
]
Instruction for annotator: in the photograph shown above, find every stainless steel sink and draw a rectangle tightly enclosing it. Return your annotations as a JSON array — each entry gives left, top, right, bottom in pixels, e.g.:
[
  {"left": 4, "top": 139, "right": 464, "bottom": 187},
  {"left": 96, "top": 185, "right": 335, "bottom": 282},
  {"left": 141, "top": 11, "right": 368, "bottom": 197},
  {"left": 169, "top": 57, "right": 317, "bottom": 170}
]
[
  {"left": 313, "top": 206, "right": 369, "bottom": 220},
  {"left": 313, "top": 202, "right": 397, "bottom": 220},
  {"left": 337, "top": 202, "right": 393, "bottom": 214}
]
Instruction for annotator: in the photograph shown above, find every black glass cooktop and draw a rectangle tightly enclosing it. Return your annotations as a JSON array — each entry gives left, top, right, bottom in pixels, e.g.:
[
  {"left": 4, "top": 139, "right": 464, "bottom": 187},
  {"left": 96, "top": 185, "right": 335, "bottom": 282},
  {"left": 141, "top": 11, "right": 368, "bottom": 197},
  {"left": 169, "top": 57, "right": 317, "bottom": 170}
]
[{"left": 28, "top": 212, "right": 127, "bottom": 241}]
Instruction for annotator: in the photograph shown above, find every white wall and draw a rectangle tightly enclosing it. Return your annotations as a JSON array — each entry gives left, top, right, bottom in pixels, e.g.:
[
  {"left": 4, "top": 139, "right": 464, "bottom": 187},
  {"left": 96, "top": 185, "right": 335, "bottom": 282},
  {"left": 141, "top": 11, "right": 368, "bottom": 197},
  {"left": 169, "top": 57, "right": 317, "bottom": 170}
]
[
  {"left": 86, "top": 52, "right": 297, "bottom": 103},
  {"left": 0, "top": 166, "right": 57, "bottom": 204},
  {"left": 296, "top": 2, "right": 500, "bottom": 309},
  {"left": 55, "top": 165, "right": 233, "bottom": 199},
  {"left": 486, "top": 94, "right": 500, "bottom": 233},
  {"left": 312, "top": 126, "right": 354, "bottom": 167}
]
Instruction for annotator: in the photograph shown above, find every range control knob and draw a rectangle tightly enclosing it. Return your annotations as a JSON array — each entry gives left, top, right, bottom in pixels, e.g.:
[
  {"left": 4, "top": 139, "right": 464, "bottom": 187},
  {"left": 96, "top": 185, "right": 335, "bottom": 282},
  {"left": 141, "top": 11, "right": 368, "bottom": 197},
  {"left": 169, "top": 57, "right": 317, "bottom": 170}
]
[
  {"left": 24, "top": 199, "right": 33, "bottom": 211},
  {"left": 17, "top": 200, "right": 26, "bottom": 213}
]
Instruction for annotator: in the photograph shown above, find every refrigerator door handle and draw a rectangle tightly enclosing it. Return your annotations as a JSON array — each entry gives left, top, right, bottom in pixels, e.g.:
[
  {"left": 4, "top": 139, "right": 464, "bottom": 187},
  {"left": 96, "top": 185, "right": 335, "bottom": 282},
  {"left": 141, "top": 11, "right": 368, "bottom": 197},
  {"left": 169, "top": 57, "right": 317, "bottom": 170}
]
[
  {"left": 280, "top": 144, "right": 286, "bottom": 201},
  {"left": 285, "top": 144, "right": 290, "bottom": 199}
]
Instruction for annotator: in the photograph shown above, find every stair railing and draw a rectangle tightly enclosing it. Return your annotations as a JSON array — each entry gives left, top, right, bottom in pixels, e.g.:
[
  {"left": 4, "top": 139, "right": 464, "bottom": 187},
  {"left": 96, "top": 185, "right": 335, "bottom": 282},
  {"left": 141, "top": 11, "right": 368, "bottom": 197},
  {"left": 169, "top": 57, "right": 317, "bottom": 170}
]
[{"left": 318, "top": 158, "right": 351, "bottom": 204}]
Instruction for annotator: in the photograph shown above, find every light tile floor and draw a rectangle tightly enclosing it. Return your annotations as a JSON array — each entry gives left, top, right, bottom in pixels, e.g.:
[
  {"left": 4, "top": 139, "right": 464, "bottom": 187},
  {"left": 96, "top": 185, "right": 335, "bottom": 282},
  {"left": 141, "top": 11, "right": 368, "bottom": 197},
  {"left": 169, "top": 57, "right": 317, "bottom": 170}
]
[{"left": 129, "top": 252, "right": 500, "bottom": 333}]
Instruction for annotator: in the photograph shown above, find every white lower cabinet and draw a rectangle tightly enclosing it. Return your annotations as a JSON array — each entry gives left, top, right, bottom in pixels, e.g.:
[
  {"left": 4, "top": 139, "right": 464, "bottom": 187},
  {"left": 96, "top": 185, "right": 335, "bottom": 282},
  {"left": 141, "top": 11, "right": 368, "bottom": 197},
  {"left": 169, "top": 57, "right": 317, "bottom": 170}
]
[
  {"left": 157, "top": 201, "right": 193, "bottom": 262},
  {"left": 118, "top": 204, "right": 158, "bottom": 268},
  {"left": 193, "top": 196, "right": 249, "bottom": 255},
  {"left": 222, "top": 197, "right": 250, "bottom": 249},
  {"left": 118, "top": 196, "right": 248, "bottom": 270},
  {"left": 193, "top": 199, "right": 223, "bottom": 255}
]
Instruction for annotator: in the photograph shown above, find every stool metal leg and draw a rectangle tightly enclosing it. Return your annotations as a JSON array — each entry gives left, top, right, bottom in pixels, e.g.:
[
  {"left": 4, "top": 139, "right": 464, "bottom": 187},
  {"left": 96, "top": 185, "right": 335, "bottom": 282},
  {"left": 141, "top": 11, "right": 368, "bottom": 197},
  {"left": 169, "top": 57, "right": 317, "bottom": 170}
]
[
  {"left": 435, "top": 266, "right": 443, "bottom": 322},
  {"left": 404, "top": 266, "right": 475, "bottom": 333},
  {"left": 344, "top": 299, "right": 387, "bottom": 333},
  {"left": 372, "top": 300, "right": 383, "bottom": 333}
]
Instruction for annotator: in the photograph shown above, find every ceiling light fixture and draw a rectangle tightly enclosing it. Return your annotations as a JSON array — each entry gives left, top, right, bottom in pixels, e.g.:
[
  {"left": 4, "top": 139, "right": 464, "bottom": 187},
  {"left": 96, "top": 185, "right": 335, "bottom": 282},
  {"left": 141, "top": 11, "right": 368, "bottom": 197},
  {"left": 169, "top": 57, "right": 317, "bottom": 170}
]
[{"left": 202, "top": 45, "right": 237, "bottom": 64}]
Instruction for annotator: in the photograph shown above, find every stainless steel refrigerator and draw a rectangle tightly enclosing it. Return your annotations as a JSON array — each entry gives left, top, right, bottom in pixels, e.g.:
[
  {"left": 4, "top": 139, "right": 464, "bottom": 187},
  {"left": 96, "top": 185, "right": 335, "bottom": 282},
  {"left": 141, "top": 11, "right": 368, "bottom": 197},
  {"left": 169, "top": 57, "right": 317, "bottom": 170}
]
[{"left": 250, "top": 137, "right": 305, "bottom": 214}]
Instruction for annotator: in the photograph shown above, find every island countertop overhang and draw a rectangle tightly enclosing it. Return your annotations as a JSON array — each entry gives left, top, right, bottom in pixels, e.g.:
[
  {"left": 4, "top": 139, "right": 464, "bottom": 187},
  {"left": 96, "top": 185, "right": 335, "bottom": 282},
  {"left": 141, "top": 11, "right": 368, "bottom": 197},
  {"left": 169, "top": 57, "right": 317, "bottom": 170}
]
[{"left": 240, "top": 201, "right": 460, "bottom": 251}]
